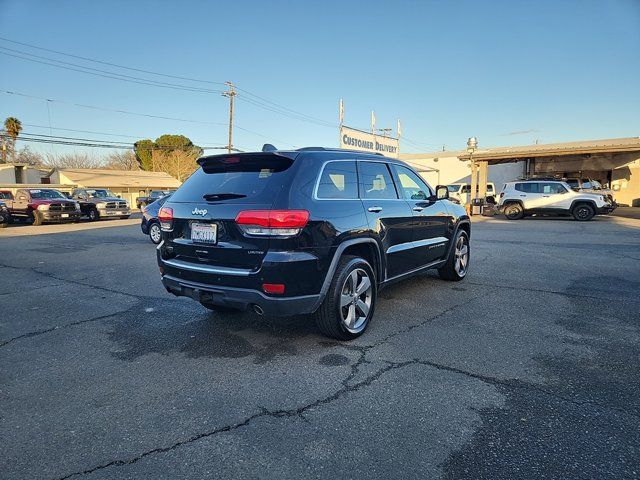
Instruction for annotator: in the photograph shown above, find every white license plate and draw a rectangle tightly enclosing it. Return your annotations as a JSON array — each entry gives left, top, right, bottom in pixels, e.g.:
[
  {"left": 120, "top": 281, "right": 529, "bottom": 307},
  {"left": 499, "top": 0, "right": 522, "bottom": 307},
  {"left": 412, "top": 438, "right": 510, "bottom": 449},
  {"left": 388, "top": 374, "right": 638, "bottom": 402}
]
[
  {"left": 61, "top": 213, "right": 69, "bottom": 218},
  {"left": 191, "top": 222, "right": 217, "bottom": 244}
]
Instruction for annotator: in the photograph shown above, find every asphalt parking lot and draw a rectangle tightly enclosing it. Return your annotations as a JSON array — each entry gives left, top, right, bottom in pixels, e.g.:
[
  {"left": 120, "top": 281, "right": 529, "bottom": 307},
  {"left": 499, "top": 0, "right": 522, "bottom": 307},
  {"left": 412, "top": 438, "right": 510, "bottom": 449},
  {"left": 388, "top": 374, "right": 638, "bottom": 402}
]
[{"left": 1, "top": 215, "right": 639, "bottom": 480}]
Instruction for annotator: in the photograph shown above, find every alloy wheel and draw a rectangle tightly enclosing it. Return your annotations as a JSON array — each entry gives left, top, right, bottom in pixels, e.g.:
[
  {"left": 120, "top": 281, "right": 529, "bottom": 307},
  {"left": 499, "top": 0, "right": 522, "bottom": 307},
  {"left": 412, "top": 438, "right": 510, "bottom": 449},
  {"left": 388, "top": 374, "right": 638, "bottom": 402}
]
[
  {"left": 339, "top": 268, "right": 373, "bottom": 332},
  {"left": 150, "top": 223, "right": 162, "bottom": 243},
  {"left": 454, "top": 235, "right": 469, "bottom": 277}
]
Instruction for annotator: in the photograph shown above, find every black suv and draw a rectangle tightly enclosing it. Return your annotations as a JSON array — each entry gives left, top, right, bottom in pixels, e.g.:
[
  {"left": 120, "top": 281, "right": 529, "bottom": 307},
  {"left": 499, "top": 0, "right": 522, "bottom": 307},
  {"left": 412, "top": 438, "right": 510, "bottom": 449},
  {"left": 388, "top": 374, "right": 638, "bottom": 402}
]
[{"left": 157, "top": 147, "right": 470, "bottom": 339}]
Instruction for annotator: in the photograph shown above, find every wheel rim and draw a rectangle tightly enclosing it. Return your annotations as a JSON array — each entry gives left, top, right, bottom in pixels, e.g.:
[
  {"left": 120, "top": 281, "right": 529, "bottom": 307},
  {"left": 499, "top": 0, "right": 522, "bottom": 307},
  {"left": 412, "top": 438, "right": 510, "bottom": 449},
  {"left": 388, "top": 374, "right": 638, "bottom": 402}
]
[
  {"left": 339, "top": 268, "right": 373, "bottom": 333},
  {"left": 506, "top": 205, "right": 520, "bottom": 218},
  {"left": 150, "top": 224, "right": 161, "bottom": 243},
  {"left": 454, "top": 235, "right": 469, "bottom": 277},
  {"left": 577, "top": 207, "right": 590, "bottom": 219}
]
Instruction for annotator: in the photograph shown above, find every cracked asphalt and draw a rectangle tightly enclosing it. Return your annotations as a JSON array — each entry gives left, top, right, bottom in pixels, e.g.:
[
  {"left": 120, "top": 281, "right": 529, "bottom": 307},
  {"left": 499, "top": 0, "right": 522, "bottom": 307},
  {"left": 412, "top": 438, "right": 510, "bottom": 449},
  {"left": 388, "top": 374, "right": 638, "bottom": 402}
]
[{"left": 1, "top": 215, "right": 639, "bottom": 479}]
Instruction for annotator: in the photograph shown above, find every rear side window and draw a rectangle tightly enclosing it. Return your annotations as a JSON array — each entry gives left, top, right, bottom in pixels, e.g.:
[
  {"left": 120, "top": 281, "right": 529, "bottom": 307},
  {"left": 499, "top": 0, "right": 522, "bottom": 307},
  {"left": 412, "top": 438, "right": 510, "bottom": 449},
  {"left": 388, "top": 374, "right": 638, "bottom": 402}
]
[
  {"left": 170, "top": 154, "right": 294, "bottom": 203},
  {"left": 358, "top": 162, "right": 398, "bottom": 199},
  {"left": 316, "top": 161, "right": 358, "bottom": 199},
  {"left": 515, "top": 182, "right": 540, "bottom": 193}
]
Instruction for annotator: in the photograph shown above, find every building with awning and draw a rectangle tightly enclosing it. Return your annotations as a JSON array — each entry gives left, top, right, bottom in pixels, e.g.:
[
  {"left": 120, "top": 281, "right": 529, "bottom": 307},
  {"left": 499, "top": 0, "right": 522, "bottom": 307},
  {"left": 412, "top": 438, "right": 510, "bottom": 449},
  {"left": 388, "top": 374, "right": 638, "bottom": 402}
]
[
  {"left": 47, "top": 168, "right": 182, "bottom": 207},
  {"left": 457, "top": 137, "right": 640, "bottom": 206}
]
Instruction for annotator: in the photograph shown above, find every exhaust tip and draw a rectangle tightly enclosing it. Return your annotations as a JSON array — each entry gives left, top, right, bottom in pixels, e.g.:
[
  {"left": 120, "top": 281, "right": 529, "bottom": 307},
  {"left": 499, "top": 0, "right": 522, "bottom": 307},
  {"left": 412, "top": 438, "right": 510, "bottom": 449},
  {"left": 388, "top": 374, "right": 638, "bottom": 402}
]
[{"left": 252, "top": 304, "right": 264, "bottom": 316}]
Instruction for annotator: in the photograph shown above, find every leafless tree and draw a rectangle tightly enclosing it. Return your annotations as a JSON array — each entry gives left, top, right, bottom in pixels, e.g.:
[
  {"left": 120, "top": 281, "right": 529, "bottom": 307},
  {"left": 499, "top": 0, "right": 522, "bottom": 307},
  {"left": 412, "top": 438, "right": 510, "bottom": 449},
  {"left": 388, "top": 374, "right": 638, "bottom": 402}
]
[
  {"left": 104, "top": 150, "right": 139, "bottom": 170},
  {"left": 14, "top": 146, "right": 44, "bottom": 166},
  {"left": 44, "top": 152, "right": 103, "bottom": 169}
]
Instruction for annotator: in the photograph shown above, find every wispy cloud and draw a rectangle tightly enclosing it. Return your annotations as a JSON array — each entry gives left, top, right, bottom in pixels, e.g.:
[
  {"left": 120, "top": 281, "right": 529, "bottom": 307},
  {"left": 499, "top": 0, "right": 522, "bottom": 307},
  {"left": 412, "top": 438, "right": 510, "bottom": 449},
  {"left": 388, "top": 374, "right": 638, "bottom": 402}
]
[{"left": 500, "top": 129, "right": 539, "bottom": 136}]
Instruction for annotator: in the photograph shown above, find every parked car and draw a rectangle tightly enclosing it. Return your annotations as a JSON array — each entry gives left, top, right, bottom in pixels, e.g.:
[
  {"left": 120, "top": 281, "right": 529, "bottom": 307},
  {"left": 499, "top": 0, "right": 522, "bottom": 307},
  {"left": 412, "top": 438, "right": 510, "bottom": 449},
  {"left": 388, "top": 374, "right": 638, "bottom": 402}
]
[
  {"left": 446, "top": 182, "right": 497, "bottom": 204},
  {"left": 3, "top": 188, "right": 81, "bottom": 225},
  {"left": 0, "top": 200, "right": 9, "bottom": 228},
  {"left": 136, "top": 190, "right": 176, "bottom": 210},
  {"left": 70, "top": 188, "right": 131, "bottom": 221},
  {"left": 156, "top": 147, "right": 470, "bottom": 340},
  {"left": 141, "top": 193, "right": 172, "bottom": 244},
  {"left": 0, "top": 190, "right": 13, "bottom": 200},
  {"left": 564, "top": 177, "right": 617, "bottom": 204},
  {"left": 497, "top": 180, "right": 616, "bottom": 221}
]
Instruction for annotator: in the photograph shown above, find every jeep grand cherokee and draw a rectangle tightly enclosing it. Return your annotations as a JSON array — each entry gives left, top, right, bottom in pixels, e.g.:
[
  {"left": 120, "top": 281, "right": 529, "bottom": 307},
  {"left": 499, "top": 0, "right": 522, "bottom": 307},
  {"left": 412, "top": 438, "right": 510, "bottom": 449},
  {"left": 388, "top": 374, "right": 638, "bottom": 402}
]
[{"left": 157, "top": 147, "right": 470, "bottom": 340}]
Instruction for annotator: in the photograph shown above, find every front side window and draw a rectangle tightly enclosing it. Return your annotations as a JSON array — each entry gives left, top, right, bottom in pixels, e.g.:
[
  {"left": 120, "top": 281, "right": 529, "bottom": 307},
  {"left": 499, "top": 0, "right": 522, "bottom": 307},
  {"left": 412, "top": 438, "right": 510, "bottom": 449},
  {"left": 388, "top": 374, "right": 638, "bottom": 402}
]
[
  {"left": 394, "top": 165, "right": 432, "bottom": 200},
  {"left": 316, "top": 161, "right": 358, "bottom": 199},
  {"left": 358, "top": 162, "right": 397, "bottom": 200},
  {"left": 540, "top": 183, "right": 567, "bottom": 194}
]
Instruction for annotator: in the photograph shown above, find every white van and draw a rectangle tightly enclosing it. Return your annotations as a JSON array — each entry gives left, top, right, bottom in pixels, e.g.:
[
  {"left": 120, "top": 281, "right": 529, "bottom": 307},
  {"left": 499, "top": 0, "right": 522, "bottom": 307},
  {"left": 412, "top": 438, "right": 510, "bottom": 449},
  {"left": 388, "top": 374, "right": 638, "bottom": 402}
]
[{"left": 446, "top": 182, "right": 497, "bottom": 204}]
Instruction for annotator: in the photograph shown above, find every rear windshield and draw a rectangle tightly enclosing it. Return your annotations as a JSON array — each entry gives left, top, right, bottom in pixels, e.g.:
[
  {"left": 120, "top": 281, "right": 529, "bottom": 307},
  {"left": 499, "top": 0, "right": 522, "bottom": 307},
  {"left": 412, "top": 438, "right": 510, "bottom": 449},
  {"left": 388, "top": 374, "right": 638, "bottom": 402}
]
[{"left": 170, "top": 154, "right": 294, "bottom": 203}]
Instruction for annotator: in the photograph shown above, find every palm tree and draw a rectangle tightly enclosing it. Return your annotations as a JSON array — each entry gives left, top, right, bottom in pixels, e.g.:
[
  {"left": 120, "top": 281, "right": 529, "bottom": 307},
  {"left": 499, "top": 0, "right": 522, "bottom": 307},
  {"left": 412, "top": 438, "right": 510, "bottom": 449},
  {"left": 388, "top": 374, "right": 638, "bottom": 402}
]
[{"left": 3, "top": 117, "right": 22, "bottom": 163}]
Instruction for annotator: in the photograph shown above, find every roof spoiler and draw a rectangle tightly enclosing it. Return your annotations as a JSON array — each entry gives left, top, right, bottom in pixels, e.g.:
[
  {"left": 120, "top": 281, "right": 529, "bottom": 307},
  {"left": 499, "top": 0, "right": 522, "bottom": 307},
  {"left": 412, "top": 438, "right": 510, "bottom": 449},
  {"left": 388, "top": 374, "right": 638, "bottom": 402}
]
[{"left": 262, "top": 144, "right": 278, "bottom": 152}]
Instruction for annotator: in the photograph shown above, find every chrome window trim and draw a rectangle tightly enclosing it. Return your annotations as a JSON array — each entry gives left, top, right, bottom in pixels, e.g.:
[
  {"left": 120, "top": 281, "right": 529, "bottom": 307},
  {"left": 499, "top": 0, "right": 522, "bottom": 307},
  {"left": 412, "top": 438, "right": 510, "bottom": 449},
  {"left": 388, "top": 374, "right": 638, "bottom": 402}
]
[
  {"left": 312, "top": 158, "right": 419, "bottom": 202},
  {"left": 313, "top": 159, "right": 360, "bottom": 201}
]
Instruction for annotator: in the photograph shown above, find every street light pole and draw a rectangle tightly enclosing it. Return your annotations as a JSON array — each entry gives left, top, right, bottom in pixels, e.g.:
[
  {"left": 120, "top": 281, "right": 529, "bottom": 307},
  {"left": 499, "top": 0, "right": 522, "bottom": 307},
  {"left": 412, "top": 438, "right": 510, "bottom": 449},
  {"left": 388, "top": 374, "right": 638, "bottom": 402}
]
[{"left": 467, "top": 137, "right": 478, "bottom": 215}]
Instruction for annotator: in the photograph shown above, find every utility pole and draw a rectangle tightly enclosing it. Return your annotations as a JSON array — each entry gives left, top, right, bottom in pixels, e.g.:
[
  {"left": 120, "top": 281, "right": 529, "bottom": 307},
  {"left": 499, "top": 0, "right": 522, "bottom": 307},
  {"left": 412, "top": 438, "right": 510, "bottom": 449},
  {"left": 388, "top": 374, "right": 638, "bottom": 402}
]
[{"left": 222, "top": 81, "right": 236, "bottom": 153}]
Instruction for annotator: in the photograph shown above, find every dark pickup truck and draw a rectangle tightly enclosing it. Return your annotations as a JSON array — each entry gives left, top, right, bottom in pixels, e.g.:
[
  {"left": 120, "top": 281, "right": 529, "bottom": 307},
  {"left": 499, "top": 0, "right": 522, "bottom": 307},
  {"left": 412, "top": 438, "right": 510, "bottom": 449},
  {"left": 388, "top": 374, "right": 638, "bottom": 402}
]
[
  {"left": 70, "top": 188, "right": 131, "bottom": 221},
  {"left": 2, "top": 188, "right": 81, "bottom": 225},
  {"left": 136, "top": 190, "right": 175, "bottom": 210}
]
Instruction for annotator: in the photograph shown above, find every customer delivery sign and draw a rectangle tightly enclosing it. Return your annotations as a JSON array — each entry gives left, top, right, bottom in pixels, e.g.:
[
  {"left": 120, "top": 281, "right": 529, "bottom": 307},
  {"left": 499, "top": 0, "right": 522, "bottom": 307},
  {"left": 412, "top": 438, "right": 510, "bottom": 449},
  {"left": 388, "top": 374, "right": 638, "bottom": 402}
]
[{"left": 340, "top": 126, "right": 400, "bottom": 158}]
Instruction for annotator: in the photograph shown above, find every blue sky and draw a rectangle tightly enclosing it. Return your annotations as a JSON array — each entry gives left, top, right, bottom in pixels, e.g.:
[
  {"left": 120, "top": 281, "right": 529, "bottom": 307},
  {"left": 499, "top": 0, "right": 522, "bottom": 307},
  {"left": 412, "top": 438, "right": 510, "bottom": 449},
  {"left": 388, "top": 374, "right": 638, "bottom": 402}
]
[{"left": 0, "top": 0, "right": 639, "bottom": 158}]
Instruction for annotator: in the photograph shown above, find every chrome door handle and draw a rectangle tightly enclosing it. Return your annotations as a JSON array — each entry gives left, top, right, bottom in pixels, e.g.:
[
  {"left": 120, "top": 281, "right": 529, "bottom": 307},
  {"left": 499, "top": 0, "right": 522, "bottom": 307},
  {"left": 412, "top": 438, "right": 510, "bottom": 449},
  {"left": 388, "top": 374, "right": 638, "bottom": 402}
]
[
  {"left": 413, "top": 206, "right": 424, "bottom": 212},
  {"left": 519, "top": 194, "right": 527, "bottom": 197},
  {"left": 368, "top": 206, "right": 383, "bottom": 213}
]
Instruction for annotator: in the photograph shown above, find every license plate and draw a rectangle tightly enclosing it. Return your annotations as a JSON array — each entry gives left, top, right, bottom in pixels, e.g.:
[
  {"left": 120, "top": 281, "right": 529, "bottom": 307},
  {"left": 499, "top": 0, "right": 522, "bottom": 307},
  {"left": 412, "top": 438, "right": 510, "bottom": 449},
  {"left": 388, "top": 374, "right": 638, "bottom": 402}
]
[
  {"left": 61, "top": 213, "right": 69, "bottom": 218},
  {"left": 191, "top": 222, "right": 217, "bottom": 244}
]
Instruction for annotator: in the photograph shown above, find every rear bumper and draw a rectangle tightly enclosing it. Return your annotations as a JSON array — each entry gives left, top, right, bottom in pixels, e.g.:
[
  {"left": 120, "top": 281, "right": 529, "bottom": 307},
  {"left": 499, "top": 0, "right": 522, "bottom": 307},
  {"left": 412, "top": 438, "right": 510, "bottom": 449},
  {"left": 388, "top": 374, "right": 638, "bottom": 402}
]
[{"left": 161, "top": 274, "right": 320, "bottom": 316}]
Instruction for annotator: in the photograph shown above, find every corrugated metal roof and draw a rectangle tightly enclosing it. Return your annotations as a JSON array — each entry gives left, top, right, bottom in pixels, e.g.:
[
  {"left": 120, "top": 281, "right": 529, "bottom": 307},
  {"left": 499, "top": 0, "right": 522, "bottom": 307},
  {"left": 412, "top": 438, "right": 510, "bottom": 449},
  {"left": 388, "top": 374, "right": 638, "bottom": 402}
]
[
  {"left": 459, "top": 137, "right": 640, "bottom": 161},
  {"left": 55, "top": 168, "right": 182, "bottom": 188}
]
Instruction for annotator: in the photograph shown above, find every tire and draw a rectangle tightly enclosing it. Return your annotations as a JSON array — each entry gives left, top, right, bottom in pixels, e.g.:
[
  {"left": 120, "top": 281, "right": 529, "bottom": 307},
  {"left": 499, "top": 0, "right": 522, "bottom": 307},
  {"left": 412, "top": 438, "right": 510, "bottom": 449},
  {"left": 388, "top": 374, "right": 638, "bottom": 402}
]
[
  {"left": 572, "top": 203, "right": 595, "bottom": 221},
  {"left": 0, "top": 220, "right": 7, "bottom": 228},
  {"left": 438, "top": 229, "right": 470, "bottom": 281},
  {"left": 503, "top": 202, "right": 524, "bottom": 220},
  {"left": 88, "top": 208, "right": 99, "bottom": 221},
  {"left": 200, "top": 302, "right": 241, "bottom": 313},
  {"left": 314, "top": 255, "right": 376, "bottom": 340},
  {"left": 30, "top": 210, "right": 43, "bottom": 226},
  {"left": 148, "top": 222, "right": 162, "bottom": 244}
]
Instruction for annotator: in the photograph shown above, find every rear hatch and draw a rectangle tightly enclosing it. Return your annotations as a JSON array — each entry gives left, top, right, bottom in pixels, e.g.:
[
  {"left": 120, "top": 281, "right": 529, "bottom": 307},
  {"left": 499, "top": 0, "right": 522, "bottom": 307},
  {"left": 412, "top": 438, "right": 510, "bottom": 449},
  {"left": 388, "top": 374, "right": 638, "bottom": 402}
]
[{"left": 164, "top": 152, "right": 297, "bottom": 270}]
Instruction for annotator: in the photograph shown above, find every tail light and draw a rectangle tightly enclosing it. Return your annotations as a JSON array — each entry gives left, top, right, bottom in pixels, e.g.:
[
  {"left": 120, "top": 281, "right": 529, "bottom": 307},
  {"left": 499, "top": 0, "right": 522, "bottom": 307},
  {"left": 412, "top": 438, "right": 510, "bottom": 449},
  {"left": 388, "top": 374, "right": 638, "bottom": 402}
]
[
  {"left": 158, "top": 206, "right": 173, "bottom": 231},
  {"left": 235, "top": 210, "right": 309, "bottom": 237}
]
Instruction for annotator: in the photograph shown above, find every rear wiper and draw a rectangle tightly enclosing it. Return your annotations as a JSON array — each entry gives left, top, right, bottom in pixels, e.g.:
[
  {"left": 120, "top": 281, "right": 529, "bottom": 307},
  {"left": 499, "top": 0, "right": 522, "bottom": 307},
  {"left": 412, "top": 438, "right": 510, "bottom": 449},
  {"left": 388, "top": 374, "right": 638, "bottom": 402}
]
[{"left": 203, "top": 192, "right": 247, "bottom": 201}]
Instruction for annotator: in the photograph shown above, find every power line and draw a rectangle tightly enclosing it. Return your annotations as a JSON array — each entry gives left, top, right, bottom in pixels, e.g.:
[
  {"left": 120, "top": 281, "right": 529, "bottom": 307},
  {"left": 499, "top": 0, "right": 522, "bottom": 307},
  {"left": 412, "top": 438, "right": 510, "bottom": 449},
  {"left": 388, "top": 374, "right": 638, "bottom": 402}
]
[
  {"left": 0, "top": 36, "right": 221, "bottom": 85},
  {"left": 0, "top": 49, "right": 223, "bottom": 94},
  {"left": 0, "top": 36, "right": 337, "bottom": 129},
  {"left": 1, "top": 89, "right": 226, "bottom": 125},
  {"left": 2, "top": 89, "right": 297, "bottom": 147}
]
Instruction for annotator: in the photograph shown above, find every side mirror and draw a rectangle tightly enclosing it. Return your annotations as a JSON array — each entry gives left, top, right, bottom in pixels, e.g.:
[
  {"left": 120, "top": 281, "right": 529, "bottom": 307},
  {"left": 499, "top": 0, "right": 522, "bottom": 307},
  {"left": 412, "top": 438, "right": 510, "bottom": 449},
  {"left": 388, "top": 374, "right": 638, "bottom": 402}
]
[{"left": 435, "top": 185, "right": 449, "bottom": 200}]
